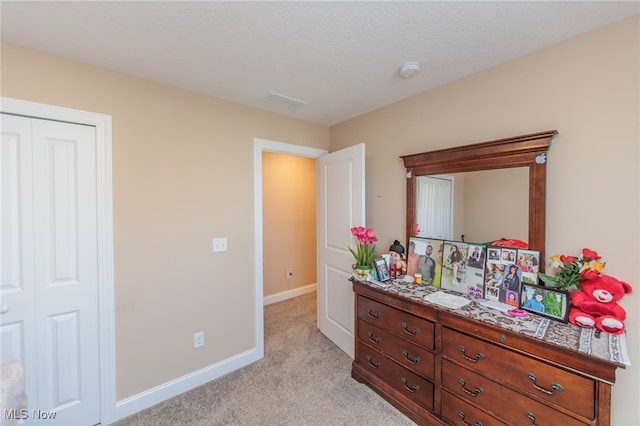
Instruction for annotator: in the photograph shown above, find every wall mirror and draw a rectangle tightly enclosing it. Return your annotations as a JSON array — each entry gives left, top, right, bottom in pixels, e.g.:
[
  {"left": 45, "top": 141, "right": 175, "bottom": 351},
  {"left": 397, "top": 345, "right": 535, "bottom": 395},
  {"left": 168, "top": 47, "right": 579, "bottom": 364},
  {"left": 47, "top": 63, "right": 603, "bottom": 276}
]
[{"left": 401, "top": 130, "right": 557, "bottom": 267}]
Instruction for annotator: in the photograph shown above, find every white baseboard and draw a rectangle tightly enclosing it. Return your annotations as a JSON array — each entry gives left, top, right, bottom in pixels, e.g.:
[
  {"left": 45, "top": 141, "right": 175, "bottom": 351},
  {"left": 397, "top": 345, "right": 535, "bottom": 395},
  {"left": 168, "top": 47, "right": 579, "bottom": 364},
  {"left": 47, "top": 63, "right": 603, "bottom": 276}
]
[
  {"left": 113, "top": 348, "right": 261, "bottom": 423},
  {"left": 263, "top": 283, "right": 317, "bottom": 306},
  {"left": 112, "top": 285, "right": 317, "bottom": 423}
]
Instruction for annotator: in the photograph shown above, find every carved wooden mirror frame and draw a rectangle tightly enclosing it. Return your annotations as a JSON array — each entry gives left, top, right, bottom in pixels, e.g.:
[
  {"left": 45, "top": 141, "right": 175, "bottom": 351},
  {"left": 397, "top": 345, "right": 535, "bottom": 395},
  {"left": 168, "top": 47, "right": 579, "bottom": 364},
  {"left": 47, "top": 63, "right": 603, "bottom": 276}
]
[{"left": 401, "top": 130, "right": 557, "bottom": 268}]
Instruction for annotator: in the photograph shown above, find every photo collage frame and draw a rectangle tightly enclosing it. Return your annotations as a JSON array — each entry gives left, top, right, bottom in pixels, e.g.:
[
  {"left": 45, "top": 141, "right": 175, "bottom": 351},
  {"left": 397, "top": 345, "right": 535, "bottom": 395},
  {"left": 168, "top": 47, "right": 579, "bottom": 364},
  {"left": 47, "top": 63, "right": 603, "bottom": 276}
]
[
  {"left": 408, "top": 237, "right": 540, "bottom": 303},
  {"left": 484, "top": 246, "right": 540, "bottom": 306}
]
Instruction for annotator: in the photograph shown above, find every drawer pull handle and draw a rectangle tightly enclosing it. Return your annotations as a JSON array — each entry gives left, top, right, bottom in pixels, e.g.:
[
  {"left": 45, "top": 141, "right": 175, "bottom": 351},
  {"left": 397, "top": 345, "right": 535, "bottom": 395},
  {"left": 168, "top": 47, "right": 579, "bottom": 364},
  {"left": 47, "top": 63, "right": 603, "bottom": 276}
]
[
  {"left": 401, "top": 349, "right": 421, "bottom": 365},
  {"left": 525, "top": 372, "right": 564, "bottom": 395},
  {"left": 400, "top": 321, "right": 420, "bottom": 336},
  {"left": 525, "top": 412, "right": 537, "bottom": 425},
  {"left": 366, "top": 355, "right": 381, "bottom": 369},
  {"left": 366, "top": 332, "right": 382, "bottom": 344},
  {"left": 367, "top": 309, "right": 381, "bottom": 319},
  {"left": 457, "top": 410, "right": 483, "bottom": 426},
  {"left": 457, "top": 378, "right": 484, "bottom": 397},
  {"left": 457, "top": 345, "right": 484, "bottom": 363},
  {"left": 401, "top": 377, "right": 420, "bottom": 393}
]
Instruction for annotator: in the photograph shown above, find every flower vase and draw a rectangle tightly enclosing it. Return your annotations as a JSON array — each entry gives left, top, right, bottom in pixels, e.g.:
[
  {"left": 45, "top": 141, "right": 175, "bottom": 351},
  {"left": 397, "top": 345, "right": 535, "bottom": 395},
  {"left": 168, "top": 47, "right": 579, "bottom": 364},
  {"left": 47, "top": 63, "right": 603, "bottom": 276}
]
[{"left": 355, "top": 265, "right": 371, "bottom": 278}]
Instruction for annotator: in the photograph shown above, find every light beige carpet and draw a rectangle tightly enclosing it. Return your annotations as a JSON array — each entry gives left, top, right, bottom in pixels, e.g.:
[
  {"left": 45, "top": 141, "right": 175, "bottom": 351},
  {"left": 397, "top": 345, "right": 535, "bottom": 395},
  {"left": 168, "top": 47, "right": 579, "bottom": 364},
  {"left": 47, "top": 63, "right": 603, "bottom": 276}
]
[{"left": 112, "top": 291, "right": 415, "bottom": 426}]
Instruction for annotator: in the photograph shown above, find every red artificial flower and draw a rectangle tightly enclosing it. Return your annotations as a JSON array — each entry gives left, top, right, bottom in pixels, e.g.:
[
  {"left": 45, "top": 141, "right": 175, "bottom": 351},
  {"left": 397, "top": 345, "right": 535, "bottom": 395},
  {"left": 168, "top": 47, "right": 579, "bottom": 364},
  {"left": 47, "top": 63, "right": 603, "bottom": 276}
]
[
  {"left": 582, "top": 248, "right": 600, "bottom": 260},
  {"left": 540, "top": 247, "right": 608, "bottom": 292},
  {"left": 560, "top": 255, "right": 575, "bottom": 264},
  {"left": 581, "top": 269, "right": 600, "bottom": 280}
]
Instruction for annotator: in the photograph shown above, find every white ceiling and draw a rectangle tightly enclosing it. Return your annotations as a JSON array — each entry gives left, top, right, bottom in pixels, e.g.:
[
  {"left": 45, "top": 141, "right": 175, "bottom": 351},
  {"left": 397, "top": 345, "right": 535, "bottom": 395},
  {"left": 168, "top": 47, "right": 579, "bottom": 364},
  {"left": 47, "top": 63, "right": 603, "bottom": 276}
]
[{"left": 2, "top": 1, "right": 638, "bottom": 126}]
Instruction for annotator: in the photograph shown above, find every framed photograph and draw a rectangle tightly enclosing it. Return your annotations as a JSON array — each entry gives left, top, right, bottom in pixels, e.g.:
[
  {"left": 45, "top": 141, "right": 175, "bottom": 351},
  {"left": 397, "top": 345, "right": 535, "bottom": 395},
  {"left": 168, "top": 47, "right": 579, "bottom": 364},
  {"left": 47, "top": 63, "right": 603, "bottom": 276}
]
[
  {"left": 373, "top": 257, "right": 391, "bottom": 282},
  {"left": 440, "top": 241, "right": 469, "bottom": 294},
  {"left": 487, "top": 247, "right": 501, "bottom": 261},
  {"left": 466, "top": 244, "right": 486, "bottom": 270},
  {"left": 520, "top": 283, "right": 569, "bottom": 323},
  {"left": 501, "top": 248, "right": 517, "bottom": 264},
  {"left": 502, "top": 263, "right": 522, "bottom": 293},
  {"left": 485, "top": 261, "right": 505, "bottom": 289},
  {"left": 464, "top": 244, "right": 486, "bottom": 298},
  {"left": 505, "top": 289, "right": 520, "bottom": 307},
  {"left": 369, "top": 264, "right": 379, "bottom": 281},
  {"left": 517, "top": 249, "right": 540, "bottom": 286},
  {"left": 408, "top": 237, "right": 444, "bottom": 287}
]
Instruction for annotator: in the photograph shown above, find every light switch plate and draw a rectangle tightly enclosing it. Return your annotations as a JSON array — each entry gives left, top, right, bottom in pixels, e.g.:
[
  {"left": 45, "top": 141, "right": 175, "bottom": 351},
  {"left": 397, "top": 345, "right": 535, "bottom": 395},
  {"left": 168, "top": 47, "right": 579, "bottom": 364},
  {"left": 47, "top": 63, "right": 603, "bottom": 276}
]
[{"left": 213, "top": 237, "right": 228, "bottom": 252}]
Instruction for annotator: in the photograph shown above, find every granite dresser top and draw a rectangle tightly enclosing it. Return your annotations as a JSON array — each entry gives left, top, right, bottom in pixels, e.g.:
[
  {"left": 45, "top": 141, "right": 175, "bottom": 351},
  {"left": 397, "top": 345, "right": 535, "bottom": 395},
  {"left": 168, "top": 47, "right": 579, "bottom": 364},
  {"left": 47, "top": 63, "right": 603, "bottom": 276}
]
[{"left": 354, "top": 275, "right": 630, "bottom": 367}]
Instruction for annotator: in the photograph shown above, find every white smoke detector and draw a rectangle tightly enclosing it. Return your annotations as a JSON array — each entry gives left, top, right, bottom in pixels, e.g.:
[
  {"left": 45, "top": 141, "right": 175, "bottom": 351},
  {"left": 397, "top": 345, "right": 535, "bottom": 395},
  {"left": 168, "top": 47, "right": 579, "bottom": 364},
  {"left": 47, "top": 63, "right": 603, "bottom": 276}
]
[{"left": 399, "top": 61, "right": 421, "bottom": 79}]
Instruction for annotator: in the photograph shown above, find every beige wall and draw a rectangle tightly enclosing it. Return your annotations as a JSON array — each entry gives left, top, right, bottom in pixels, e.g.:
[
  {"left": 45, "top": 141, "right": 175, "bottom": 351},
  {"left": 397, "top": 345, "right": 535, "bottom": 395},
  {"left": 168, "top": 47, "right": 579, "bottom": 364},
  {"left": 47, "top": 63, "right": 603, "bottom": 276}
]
[
  {"left": 262, "top": 152, "right": 317, "bottom": 296},
  {"left": 331, "top": 16, "right": 639, "bottom": 424},
  {"left": 458, "top": 168, "right": 529, "bottom": 243},
  {"left": 0, "top": 42, "right": 330, "bottom": 399},
  {"left": 2, "top": 13, "right": 638, "bottom": 424}
]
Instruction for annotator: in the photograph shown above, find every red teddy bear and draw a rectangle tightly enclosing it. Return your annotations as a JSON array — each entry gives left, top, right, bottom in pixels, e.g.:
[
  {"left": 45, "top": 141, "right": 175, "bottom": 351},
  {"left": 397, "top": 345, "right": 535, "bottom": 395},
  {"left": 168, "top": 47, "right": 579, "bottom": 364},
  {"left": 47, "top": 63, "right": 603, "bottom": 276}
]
[{"left": 569, "top": 274, "right": 632, "bottom": 335}]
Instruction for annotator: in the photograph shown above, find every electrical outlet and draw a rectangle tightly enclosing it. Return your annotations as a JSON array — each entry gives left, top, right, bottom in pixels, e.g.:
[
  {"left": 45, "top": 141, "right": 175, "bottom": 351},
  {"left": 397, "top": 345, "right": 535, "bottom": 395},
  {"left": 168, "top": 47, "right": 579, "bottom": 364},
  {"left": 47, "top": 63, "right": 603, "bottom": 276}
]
[
  {"left": 286, "top": 268, "right": 293, "bottom": 279},
  {"left": 194, "top": 331, "right": 205, "bottom": 348}
]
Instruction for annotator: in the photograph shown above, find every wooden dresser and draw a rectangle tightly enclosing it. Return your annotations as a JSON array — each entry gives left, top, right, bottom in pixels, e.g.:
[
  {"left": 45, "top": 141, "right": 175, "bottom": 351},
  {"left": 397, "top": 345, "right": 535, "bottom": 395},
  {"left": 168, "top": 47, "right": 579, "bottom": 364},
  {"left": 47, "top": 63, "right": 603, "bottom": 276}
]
[{"left": 352, "top": 278, "right": 628, "bottom": 426}]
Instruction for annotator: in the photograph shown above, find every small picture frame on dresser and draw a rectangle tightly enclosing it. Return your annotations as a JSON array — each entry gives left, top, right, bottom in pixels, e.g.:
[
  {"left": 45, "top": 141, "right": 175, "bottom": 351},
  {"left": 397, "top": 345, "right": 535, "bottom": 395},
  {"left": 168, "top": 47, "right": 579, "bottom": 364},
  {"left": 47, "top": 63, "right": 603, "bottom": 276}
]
[
  {"left": 373, "top": 257, "right": 391, "bottom": 282},
  {"left": 520, "top": 283, "right": 569, "bottom": 323}
]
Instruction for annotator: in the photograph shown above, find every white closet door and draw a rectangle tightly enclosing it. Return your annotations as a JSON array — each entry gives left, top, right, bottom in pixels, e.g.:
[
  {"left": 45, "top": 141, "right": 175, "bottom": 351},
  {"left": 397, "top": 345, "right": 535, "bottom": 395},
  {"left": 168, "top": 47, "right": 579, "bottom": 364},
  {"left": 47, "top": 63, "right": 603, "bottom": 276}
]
[
  {"left": 416, "top": 175, "right": 453, "bottom": 240},
  {"left": 1, "top": 114, "right": 38, "bottom": 420},
  {"left": 1, "top": 114, "right": 100, "bottom": 426}
]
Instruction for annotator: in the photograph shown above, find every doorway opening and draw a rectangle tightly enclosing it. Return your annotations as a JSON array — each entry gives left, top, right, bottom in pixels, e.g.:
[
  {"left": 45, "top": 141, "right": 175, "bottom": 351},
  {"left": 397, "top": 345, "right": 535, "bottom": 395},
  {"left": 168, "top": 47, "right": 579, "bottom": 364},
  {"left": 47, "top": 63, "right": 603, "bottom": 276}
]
[
  {"left": 262, "top": 151, "right": 317, "bottom": 305},
  {"left": 253, "top": 138, "right": 327, "bottom": 358}
]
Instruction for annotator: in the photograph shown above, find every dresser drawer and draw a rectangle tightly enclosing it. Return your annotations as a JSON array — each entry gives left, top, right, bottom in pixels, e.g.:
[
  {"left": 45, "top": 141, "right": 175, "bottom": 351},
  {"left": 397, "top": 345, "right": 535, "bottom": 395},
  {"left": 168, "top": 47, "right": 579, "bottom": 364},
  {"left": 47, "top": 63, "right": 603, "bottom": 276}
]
[
  {"left": 356, "top": 341, "right": 434, "bottom": 411},
  {"left": 357, "top": 295, "right": 435, "bottom": 350},
  {"left": 441, "top": 389, "right": 508, "bottom": 426},
  {"left": 357, "top": 318, "right": 435, "bottom": 380},
  {"left": 441, "top": 359, "right": 587, "bottom": 426},
  {"left": 441, "top": 327, "right": 595, "bottom": 419}
]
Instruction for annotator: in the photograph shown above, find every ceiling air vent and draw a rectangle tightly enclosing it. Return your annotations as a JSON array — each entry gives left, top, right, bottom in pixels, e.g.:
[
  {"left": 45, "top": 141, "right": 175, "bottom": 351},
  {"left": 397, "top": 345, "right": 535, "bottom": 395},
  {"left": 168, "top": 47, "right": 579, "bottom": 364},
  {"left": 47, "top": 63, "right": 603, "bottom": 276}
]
[{"left": 265, "top": 92, "right": 308, "bottom": 110}]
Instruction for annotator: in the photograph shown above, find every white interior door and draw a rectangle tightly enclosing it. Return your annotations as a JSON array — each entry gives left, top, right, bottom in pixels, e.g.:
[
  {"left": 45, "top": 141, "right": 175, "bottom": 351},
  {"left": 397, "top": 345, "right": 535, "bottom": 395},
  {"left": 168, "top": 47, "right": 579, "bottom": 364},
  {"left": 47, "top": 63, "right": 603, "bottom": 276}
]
[
  {"left": 416, "top": 175, "right": 453, "bottom": 240},
  {"left": 1, "top": 114, "right": 100, "bottom": 425},
  {"left": 317, "top": 143, "right": 365, "bottom": 358}
]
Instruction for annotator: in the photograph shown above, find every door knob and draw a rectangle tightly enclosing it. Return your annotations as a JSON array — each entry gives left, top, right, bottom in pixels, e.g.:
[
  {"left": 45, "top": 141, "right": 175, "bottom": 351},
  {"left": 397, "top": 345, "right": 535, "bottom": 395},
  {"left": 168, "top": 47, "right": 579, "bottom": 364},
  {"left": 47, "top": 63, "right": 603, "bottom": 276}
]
[{"left": 0, "top": 306, "right": 9, "bottom": 314}]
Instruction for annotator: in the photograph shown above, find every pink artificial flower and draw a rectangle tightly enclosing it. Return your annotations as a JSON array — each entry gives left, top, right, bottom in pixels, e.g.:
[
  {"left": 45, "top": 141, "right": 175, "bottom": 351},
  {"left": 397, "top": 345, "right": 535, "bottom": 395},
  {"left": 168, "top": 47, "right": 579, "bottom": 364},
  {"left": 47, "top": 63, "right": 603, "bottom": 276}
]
[
  {"left": 351, "top": 226, "right": 366, "bottom": 237},
  {"left": 364, "top": 228, "right": 377, "bottom": 244},
  {"left": 349, "top": 226, "right": 378, "bottom": 267}
]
